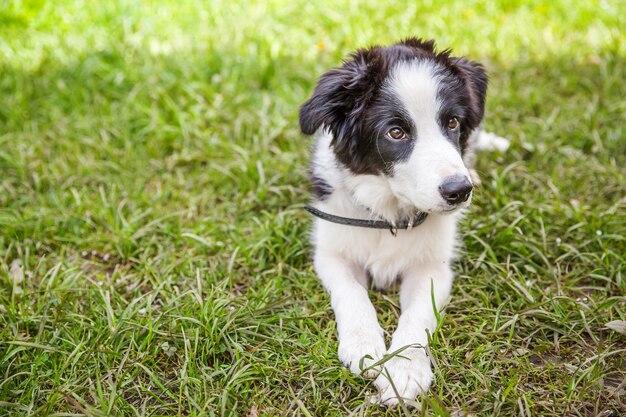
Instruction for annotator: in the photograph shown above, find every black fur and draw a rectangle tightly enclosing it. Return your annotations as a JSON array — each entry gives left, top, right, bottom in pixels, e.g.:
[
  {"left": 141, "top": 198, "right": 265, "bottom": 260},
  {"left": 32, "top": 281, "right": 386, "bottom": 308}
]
[
  {"left": 311, "top": 174, "right": 333, "bottom": 200},
  {"left": 299, "top": 37, "right": 488, "bottom": 175},
  {"left": 440, "top": 58, "right": 488, "bottom": 152}
]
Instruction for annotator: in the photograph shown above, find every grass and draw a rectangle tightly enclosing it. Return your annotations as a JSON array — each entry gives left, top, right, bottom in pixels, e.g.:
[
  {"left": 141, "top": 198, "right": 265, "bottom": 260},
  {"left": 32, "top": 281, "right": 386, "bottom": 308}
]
[{"left": 0, "top": 0, "right": 625, "bottom": 415}]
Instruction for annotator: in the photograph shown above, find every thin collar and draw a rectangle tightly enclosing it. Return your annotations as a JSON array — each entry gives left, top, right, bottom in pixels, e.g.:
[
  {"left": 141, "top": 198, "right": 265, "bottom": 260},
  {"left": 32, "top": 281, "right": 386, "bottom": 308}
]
[{"left": 304, "top": 205, "right": 428, "bottom": 236}]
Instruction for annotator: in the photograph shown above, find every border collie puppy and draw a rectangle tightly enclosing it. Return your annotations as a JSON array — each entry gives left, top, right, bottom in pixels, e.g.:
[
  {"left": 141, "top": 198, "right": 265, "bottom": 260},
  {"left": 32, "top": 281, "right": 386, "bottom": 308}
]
[{"left": 299, "top": 38, "right": 507, "bottom": 405}]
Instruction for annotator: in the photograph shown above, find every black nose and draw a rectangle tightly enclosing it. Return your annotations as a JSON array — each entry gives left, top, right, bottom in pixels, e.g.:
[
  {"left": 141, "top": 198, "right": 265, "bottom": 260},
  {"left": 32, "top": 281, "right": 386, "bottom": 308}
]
[{"left": 439, "top": 176, "right": 473, "bottom": 205}]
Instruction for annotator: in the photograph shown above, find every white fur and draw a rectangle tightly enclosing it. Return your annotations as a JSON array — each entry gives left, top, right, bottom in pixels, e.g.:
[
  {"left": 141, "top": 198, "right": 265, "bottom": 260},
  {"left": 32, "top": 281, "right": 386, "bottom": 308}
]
[
  {"left": 311, "top": 133, "right": 458, "bottom": 405},
  {"left": 308, "top": 59, "right": 505, "bottom": 406},
  {"left": 476, "top": 131, "right": 510, "bottom": 152}
]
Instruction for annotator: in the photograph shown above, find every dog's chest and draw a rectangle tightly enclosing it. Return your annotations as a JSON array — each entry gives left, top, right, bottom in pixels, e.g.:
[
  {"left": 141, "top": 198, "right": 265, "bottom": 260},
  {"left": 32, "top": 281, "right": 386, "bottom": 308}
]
[
  {"left": 363, "top": 230, "right": 429, "bottom": 287},
  {"left": 315, "top": 216, "right": 458, "bottom": 288}
]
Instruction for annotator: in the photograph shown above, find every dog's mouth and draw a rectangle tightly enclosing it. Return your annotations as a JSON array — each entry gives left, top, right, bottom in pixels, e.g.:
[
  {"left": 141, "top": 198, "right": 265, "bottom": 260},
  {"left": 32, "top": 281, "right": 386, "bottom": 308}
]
[
  {"left": 427, "top": 198, "right": 472, "bottom": 215},
  {"left": 430, "top": 206, "right": 463, "bottom": 215},
  {"left": 393, "top": 191, "right": 471, "bottom": 217},
  {"left": 407, "top": 197, "right": 472, "bottom": 216}
]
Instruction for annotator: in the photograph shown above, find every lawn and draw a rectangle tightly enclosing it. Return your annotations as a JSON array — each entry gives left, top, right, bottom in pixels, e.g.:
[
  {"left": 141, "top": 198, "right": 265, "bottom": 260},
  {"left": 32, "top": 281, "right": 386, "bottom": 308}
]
[{"left": 0, "top": 0, "right": 625, "bottom": 416}]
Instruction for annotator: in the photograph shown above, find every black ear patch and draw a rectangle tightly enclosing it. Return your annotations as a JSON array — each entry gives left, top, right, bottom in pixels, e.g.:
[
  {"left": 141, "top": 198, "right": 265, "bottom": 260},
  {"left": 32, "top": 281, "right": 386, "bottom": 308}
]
[
  {"left": 451, "top": 57, "right": 488, "bottom": 132},
  {"left": 299, "top": 48, "right": 382, "bottom": 136},
  {"left": 299, "top": 48, "right": 387, "bottom": 172}
]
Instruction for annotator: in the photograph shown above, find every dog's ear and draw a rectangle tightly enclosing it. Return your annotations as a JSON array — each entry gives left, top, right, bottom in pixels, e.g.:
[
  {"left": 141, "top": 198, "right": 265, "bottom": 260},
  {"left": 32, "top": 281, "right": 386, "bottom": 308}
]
[
  {"left": 299, "top": 48, "right": 382, "bottom": 139},
  {"left": 451, "top": 57, "right": 488, "bottom": 131}
]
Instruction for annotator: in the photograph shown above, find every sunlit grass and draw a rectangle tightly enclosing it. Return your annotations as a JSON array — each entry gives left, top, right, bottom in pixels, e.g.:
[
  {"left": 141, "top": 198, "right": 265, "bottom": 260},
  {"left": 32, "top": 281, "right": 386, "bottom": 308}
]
[{"left": 0, "top": 0, "right": 625, "bottom": 416}]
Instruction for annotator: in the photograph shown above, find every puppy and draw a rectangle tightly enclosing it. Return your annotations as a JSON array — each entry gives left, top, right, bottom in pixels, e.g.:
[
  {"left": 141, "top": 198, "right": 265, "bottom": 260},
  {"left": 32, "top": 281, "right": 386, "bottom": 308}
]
[{"left": 299, "top": 38, "right": 507, "bottom": 405}]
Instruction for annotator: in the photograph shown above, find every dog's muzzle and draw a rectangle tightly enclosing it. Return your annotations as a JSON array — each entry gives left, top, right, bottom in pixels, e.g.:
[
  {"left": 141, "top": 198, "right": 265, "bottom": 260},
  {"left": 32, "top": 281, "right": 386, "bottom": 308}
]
[{"left": 439, "top": 175, "right": 473, "bottom": 206}]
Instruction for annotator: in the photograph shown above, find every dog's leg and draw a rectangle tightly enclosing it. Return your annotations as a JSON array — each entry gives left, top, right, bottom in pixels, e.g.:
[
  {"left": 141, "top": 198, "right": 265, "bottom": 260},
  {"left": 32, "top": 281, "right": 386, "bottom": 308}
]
[
  {"left": 374, "top": 263, "right": 453, "bottom": 405},
  {"left": 315, "top": 249, "right": 386, "bottom": 377}
]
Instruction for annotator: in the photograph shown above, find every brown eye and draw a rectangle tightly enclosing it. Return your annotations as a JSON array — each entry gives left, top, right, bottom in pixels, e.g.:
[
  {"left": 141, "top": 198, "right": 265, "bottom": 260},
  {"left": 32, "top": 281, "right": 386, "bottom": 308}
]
[
  {"left": 386, "top": 127, "right": 406, "bottom": 140},
  {"left": 448, "top": 117, "right": 460, "bottom": 130}
]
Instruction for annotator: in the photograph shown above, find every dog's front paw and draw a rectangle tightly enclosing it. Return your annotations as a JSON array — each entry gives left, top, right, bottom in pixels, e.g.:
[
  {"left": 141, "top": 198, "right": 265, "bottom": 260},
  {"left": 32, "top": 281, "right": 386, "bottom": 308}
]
[
  {"left": 338, "top": 329, "right": 386, "bottom": 378},
  {"left": 373, "top": 347, "right": 433, "bottom": 406}
]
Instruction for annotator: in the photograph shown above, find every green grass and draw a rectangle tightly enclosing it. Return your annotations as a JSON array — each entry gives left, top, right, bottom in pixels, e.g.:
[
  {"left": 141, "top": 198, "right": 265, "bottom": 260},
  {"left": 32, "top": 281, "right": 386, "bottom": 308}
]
[{"left": 1, "top": 0, "right": 625, "bottom": 415}]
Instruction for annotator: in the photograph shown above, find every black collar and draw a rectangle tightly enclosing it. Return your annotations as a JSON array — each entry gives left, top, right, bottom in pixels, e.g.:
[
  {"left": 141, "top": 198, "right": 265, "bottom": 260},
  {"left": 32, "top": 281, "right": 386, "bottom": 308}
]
[{"left": 304, "top": 205, "right": 428, "bottom": 236}]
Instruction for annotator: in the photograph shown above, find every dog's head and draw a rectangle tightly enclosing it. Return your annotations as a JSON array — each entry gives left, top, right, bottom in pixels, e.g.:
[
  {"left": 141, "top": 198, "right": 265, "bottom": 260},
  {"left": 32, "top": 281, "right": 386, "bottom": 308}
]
[{"left": 300, "top": 38, "right": 487, "bottom": 214}]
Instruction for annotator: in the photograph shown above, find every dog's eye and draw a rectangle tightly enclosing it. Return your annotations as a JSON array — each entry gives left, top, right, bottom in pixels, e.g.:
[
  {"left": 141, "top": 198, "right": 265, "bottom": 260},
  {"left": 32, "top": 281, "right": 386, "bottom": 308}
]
[
  {"left": 386, "top": 127, "right": 407, "bottom": 140},
  {"left": 447, "top": 117, "right": 460, "bottom": 130}
]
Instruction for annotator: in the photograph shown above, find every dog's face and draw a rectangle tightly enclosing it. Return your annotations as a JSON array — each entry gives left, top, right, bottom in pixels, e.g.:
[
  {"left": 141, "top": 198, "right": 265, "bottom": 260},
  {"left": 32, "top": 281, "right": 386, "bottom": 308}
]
[{"left": 300, "top": 38, "right": 487, "bottom": 214}]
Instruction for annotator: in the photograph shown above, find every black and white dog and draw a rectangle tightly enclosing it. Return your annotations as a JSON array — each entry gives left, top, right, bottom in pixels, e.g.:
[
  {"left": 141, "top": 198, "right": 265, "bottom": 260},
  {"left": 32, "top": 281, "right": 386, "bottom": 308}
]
[{"left": 299, "top": 38, "right": 508, "bottom": 405}]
